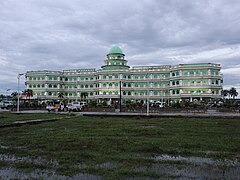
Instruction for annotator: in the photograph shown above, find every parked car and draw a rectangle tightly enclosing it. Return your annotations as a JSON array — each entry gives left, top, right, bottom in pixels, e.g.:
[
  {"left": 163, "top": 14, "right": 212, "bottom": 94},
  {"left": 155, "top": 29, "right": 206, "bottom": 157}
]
[
  {"left": 0, "top": 101, "right": 13, "bottom": 109},
  {"left": 46, "top": 104, "right": 56, "bottom": 112},
  {"left": 46, "top": 102, "right": 65, "bottom": 112},
  {"left": 68, "top": 102, "right": 82, "bottom": 112},
  {"left": 155, "top": 101, "right": 166, "bottom": 108}
]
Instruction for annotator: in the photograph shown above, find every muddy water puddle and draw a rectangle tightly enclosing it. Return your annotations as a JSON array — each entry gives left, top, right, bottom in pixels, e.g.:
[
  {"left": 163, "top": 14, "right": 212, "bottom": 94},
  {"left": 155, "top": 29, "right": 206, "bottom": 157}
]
[
  {"left": 0, "top": 168, "right": 101, "bottom": 180},
  {"left": 155, "top": 154, "right": 239, "bottom": 166},
  {"left": 0, "top": 153, "right": 239, "bottom": 179}
]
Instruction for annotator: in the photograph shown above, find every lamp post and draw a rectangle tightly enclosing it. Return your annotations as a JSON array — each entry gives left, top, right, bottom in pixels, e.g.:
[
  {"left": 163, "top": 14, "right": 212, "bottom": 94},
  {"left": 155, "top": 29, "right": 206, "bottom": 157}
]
[
  {"left": 146, "top": 72, "right": 150, "bottom": 116},
  {"left": 119, "top": 80, "right": 122, "bottom": 112},
  {"left": 17, "top": 73, "right": 24, "bottom": 113}
]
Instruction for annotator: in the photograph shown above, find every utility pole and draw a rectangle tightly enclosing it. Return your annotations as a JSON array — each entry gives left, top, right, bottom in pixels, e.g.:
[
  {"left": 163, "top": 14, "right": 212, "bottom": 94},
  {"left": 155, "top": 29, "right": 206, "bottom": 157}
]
[{"left": 17, "top": 73, "right": 24, "bottom": 113}]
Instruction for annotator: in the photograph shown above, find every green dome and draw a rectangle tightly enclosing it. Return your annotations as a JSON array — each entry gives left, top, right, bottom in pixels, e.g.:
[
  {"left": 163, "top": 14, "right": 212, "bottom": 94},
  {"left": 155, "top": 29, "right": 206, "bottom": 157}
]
[{"left": 108, "top": 46, "right": 123, "bottom": 54}]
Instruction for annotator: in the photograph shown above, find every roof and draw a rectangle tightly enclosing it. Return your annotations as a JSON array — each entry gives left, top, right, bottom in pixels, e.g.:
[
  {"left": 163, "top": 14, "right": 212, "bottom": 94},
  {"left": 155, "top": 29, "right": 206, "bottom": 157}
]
[{"left": 108, "top": 46, "right": 123, "bottom": 54}]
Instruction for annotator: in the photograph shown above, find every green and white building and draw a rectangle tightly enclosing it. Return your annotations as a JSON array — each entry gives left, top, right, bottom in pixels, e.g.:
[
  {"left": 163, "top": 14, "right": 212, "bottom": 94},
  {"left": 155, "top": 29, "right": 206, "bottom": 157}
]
[{"left": 25, "top": 46, "right": 223, "bottom": 104}]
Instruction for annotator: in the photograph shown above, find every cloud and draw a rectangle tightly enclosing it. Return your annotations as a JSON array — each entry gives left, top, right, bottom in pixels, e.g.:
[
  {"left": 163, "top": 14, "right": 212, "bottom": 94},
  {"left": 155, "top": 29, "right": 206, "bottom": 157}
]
[{"left": 0, "top": 0, "right": 240, "bottom": 97}]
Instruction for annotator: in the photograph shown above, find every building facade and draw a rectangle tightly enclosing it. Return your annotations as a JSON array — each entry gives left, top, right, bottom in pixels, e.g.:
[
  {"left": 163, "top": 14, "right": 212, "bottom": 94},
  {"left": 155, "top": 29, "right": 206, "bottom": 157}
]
[{"left": 25, "top": 46, "right": 223, "bottom": 104}]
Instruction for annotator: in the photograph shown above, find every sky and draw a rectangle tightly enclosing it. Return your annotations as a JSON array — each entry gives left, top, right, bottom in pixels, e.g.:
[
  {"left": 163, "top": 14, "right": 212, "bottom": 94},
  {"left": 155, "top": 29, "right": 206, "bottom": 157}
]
[{"left": 0, "top": 0, "right": 240, "bottom": 97}]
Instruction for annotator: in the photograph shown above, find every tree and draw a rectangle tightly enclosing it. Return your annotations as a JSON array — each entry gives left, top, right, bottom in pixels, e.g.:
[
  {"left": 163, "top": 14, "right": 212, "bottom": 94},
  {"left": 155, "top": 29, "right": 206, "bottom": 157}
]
[
  {"left": 221, "top": 89, "right": 229, "bottom": 99},
  {"left": 229, "top": 87, "right": 238, "bottom": 99},
  {"left": 0, "top": 94, "right": 5, "bottom": 99},
  {"left": 23, "top": 89, "right": 33, "bottom": 101},
  {"left": 11, "top": 92, "right": 18, "bottom": 100}
]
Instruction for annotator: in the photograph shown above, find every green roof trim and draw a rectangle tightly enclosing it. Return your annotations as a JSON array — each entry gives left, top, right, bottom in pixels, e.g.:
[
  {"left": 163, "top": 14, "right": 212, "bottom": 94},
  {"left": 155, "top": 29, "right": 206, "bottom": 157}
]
[{"left": 108, "top": 46, "right": 123, "bottom": 54}]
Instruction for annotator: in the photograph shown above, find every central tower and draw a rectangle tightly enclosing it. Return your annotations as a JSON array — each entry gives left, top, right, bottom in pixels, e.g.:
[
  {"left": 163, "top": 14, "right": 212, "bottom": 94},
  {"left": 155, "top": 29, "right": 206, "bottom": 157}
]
[{"left": 101, "top": 46, "right": 130, "bottom": 70}]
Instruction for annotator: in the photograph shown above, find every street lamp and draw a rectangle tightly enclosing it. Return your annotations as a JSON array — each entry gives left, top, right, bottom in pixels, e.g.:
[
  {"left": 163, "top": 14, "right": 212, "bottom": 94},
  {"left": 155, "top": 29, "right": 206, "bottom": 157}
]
[
  {"left": 119, "top": 80, "right": 122, "bottom": 112},
  {"left": 17, "top": 73, "right": 24, "bottom": 113},
  {"left": 146, "top": 72, "right": 150, "bottom": 116}
]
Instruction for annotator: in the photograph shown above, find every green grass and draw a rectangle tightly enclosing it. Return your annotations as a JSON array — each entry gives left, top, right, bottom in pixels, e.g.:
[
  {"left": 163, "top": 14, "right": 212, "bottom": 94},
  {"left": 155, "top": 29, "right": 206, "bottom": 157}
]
[
  {"left": 0, "top": 113, "right": 239, "bottom": 178},
  {"left": 0, "top": 112, "right": 65, "bottom": 125}
]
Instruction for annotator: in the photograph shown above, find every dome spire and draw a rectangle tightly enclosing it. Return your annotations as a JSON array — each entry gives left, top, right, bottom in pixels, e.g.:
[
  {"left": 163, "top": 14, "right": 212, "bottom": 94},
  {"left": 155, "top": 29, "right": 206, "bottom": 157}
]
[
  {"left": 108, "top": 46, "right": 124, "bottom": 55},
  {"left": 101, "top": 46, "right": 129, "bottom": 70}
]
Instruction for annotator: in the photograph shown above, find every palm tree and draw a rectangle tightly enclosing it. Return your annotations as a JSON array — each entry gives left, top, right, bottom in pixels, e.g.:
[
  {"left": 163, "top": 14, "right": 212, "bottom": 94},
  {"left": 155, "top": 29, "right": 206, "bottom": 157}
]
[
  {"left": 221, "top": 89, "right": 229, "bottom": 99},
  {"left": 229, "top": 87, "right": 238, "bottom": 99},
  {"left": 11, "top": 92, "right": 18, "bottom": 100}
]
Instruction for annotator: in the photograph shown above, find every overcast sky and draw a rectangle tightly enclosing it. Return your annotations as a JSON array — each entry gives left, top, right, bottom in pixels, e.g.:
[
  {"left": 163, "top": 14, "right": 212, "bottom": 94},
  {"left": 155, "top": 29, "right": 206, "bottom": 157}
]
[{"left": 0, "top": 0, "right": 240, "bottom": 96}]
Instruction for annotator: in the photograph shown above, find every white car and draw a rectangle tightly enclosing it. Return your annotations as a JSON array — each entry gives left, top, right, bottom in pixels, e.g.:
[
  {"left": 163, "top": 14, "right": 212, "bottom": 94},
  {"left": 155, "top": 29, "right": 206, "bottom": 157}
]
[
  {"left": 46, "top": 104, "right": 56, "bottom": 112},
  {"left": 0, "top": 101, "right": 13, "bottom": 109},
  {"left": 68, "top": 102, "right": 82, "bottom": 112},
  {"left": 155, "top": 102, "right": 165, "bottom": 108}
]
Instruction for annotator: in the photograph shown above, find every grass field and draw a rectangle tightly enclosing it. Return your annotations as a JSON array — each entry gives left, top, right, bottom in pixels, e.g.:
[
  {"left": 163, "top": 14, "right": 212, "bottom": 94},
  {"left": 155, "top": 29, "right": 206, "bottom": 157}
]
[
  {"left": 0, "top": 113, "right": 64, "bottom": 126},
  {"left": 0, "top": 113, "right": 239, "bottom": 179}
]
